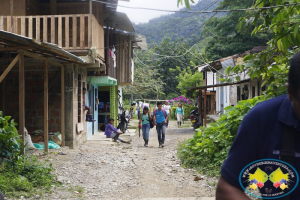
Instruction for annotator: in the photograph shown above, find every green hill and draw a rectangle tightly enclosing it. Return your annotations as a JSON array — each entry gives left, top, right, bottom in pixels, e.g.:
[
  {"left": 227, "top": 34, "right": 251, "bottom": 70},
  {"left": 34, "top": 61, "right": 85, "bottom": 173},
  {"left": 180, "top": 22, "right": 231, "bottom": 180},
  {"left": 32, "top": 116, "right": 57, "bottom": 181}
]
[{"left": 133, "top": 0, "right": 222, "bottom": 45}]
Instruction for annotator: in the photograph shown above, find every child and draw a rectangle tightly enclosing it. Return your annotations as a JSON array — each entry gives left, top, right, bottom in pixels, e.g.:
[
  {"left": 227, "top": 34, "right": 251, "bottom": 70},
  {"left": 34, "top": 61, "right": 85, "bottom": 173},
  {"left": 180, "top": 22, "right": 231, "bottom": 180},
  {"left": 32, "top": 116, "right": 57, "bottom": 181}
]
[
  {"left": 105, "top": 118, "right": 131, "bottom": 144},
  {"left": 139, "top": 106, "right": 152, "bottom": 147}
]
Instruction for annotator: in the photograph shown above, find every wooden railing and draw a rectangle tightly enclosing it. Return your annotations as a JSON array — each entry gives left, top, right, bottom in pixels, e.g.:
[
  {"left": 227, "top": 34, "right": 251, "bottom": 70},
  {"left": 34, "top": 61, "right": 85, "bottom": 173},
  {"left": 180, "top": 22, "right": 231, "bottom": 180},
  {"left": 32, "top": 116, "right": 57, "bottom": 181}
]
[{"left": 0, "top": 14, "right": 104, "bottom": 58}]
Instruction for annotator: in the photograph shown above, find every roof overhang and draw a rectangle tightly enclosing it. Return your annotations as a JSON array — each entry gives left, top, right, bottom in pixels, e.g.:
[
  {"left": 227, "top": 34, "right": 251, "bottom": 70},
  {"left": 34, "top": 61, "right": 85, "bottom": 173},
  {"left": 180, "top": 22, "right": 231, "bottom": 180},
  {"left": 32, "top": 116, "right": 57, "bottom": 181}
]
[
  {"left": 89, "top": 76, "right": 117, "bottom": 86},
  {"left": 105, "top": 12, "right": 135, "bottom": 33}
]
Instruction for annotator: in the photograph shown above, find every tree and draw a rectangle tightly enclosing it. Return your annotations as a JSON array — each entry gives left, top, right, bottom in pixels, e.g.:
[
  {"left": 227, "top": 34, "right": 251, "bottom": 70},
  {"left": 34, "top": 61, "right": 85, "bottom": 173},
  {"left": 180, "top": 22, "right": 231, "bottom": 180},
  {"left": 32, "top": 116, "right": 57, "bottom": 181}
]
[
  {"left": 225, "top": 0, "right": 300, "bottom": 97},
  {"left": 152, "top": 37, "right": 204, "bottom": 98},
  {"left": 122, "top": 49, "right": 165, "bottom": 100},
  {"left": 171, "top": 62, "right": 202, "bottom": 98}
]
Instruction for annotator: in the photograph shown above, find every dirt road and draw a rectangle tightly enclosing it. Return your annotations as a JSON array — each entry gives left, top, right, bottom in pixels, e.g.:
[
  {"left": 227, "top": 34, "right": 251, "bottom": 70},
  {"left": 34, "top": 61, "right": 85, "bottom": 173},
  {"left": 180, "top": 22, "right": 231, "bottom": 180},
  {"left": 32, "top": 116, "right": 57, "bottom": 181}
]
[{"left": 29, "top": 120, "right": 216, "bottom": 200}]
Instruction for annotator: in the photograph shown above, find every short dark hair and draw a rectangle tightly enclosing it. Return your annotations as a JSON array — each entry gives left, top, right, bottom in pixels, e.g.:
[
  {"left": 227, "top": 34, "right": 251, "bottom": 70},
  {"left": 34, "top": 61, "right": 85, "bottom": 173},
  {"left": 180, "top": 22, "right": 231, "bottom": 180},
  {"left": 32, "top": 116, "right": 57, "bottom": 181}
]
[
  {"left": 157, "top": 101, "right": 162, "bottom": 106},
  {"left": 289, "top": 51, "right": 300, "bottom": 98},
  {"left": 83, "top": 87, "right": 87, "bottom": 91},
  {"left": 108, "top": 118, "right": 114, "bottom": 122}
]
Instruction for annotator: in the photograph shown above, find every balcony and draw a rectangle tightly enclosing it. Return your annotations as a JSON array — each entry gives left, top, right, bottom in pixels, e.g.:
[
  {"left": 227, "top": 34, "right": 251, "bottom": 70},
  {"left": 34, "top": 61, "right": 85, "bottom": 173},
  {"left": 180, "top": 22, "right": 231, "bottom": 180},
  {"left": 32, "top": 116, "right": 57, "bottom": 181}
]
[{"left": 0, "top": 14, "right": 104, "bottom": 59}]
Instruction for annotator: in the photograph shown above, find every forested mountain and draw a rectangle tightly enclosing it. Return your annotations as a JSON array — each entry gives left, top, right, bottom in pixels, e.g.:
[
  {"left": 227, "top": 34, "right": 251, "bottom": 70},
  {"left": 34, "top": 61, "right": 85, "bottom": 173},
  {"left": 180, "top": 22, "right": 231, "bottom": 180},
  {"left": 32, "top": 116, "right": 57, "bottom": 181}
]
[
  {"left": 133, "top": 0, "right": 221, "bottom": 45},
  {"left": 125, "top": 0, "right": 272, "bottom": 100}
]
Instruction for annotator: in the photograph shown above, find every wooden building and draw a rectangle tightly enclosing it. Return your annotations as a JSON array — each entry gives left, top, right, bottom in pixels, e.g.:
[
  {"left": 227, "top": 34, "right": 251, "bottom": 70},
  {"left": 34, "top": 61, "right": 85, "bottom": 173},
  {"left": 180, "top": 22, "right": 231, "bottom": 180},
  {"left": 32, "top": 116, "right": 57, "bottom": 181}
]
[{"left": 0, "top": 0, "right": 138, "bottom": 150}]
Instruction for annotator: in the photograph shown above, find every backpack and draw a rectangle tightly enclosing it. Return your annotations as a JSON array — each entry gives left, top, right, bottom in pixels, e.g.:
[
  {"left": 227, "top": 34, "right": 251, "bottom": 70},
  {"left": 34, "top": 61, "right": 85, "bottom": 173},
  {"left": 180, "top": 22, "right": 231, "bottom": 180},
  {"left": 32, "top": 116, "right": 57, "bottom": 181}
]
[
  {"left": 154, "top": 109, "right": 167, "bottom": 118},
  {"left": 149, "top": 117, "right": 154, "bottom": 129},
  {"left": 149, "top": 109, "right": 167, "bottom": 129}
]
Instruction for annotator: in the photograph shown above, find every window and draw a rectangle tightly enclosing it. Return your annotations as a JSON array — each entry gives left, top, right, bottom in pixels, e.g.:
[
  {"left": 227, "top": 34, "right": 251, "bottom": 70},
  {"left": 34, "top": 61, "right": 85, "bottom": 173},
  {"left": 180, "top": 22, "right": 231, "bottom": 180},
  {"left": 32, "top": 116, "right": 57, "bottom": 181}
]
[{"left": 78, "top": 74, "right": 82, "bottom": 123}]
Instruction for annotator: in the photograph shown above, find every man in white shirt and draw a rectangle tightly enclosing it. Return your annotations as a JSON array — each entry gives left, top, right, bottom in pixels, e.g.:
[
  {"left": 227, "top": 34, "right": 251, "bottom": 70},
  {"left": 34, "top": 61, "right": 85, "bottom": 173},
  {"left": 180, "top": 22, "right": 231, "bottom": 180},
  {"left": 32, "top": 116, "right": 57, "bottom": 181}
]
[{"left": 162, "top": 101, "right": 171, "bottom": 128}]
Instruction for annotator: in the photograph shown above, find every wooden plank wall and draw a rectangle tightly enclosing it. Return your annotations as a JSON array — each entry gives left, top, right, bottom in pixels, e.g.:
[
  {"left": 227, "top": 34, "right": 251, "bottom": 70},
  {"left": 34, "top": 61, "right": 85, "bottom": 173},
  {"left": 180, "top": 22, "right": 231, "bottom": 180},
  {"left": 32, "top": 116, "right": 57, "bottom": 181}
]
[
  {"left": 0, "top": 0, "right": 26, "bottom": 16},
  {"left": 26, "top": 0, "right": 39, "bottom": 15},
  {"left": 116, "top": 35, "right": 132, "bottom": 85}
]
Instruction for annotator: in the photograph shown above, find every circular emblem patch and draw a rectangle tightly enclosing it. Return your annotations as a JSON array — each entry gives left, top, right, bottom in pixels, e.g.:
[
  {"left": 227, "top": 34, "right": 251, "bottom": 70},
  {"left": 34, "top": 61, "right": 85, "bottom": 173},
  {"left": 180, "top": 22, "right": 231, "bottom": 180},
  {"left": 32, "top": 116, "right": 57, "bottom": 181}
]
[{"left": 239, "top": 159, "right": 299, "bottom": 199}]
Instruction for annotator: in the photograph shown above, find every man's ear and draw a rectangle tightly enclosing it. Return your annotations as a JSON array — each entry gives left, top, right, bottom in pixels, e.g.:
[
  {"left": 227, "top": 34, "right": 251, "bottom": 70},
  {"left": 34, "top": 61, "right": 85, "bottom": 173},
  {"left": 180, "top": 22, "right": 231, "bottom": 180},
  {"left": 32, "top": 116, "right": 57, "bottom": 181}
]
[{"left": 286, "top": 83, "right": 293, "bottom": 102}]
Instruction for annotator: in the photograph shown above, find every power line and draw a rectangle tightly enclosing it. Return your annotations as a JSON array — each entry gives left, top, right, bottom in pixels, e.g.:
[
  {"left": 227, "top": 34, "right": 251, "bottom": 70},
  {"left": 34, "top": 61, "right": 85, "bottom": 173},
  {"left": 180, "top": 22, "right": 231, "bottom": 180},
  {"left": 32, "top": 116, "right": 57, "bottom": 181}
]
[
  {"left": 95, "top": 0, "right": 300, "bottom": 13},
  {"left": 154, "top": 0, "right": 220, "bottom": 27}
]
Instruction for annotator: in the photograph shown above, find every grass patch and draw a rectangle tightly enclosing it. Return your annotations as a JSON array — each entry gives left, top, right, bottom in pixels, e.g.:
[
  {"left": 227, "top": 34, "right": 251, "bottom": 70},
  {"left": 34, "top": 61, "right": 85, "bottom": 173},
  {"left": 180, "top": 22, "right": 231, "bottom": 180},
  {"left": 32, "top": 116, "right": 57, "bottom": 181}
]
[
  {"left": 0, "top": 155, "right": 57, "bottom": 198},
  {"left": 177, "top": 140, "right": 221, "bottom": 177}
]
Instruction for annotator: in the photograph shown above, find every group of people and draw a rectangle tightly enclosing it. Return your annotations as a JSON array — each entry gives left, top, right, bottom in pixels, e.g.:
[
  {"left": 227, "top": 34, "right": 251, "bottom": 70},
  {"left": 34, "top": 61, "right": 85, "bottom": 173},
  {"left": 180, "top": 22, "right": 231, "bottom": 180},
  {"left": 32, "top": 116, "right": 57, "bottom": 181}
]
[{"left": 104, "top": 101, "right": 185, "bottom": 148}]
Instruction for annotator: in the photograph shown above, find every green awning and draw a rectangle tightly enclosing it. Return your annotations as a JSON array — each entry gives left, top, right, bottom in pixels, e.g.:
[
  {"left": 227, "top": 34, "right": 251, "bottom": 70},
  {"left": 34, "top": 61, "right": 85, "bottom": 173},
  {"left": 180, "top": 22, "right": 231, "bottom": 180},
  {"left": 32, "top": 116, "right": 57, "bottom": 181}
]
[{"left": 89, "top": 76, "right": 117, "bottom": 86}]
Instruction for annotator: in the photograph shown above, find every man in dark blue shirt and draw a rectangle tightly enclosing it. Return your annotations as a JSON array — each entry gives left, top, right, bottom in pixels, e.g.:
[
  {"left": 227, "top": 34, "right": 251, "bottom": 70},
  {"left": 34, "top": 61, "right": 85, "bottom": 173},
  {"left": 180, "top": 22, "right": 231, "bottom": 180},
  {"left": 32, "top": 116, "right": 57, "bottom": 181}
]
[{"left": 216, "top": 52, "right": 300, "bottom": 199}]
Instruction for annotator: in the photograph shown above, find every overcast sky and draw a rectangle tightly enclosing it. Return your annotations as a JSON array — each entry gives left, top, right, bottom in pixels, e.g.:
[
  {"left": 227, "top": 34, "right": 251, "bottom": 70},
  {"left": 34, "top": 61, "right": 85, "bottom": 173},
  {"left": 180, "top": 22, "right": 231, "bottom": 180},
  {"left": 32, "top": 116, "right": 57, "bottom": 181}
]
[{"left": 117, "top": 0, "right": 192, "bottom": 24}]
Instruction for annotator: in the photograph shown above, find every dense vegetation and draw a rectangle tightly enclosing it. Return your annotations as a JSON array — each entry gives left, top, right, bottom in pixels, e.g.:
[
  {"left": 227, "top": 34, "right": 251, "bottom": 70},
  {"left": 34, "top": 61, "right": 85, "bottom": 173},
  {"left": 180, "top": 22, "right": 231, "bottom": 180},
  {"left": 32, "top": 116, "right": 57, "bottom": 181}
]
[
  {"left": 126, "top": 0, "right": 272, "bottom": 101},
  {"left": 176, "top": 0, "right": 300, "bottom": 176},
  {"left": 0, "top": 111, "right": 56, "bottom": 198},
  {"left": 177, "top": 96, "right": 267, "bottom": 176}
]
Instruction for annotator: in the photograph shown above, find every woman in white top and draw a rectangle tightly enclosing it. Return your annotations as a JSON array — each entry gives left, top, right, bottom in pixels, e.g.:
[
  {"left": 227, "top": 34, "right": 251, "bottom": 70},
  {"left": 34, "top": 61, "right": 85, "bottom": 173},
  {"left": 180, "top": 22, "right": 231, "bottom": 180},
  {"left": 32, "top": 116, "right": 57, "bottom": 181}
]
[{"left": 162, "top": 101, "right": 171, "bottom": 128}]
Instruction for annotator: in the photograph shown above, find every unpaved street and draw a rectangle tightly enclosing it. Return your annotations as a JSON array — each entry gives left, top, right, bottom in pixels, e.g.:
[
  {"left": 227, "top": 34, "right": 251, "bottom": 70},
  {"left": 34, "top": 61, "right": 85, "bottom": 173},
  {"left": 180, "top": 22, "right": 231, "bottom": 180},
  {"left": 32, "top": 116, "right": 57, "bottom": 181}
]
[{"left": 25, "top": 120, "right": 216, "bottom": 200}]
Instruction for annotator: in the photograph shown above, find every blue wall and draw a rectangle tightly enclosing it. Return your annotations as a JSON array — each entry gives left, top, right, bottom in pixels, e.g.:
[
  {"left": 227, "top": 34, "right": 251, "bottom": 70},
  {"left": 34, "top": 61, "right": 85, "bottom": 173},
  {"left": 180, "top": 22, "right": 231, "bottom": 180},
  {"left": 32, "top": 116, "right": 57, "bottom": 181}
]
[{"left": 87, "top": 84, "right": 98, "bottom": 140}]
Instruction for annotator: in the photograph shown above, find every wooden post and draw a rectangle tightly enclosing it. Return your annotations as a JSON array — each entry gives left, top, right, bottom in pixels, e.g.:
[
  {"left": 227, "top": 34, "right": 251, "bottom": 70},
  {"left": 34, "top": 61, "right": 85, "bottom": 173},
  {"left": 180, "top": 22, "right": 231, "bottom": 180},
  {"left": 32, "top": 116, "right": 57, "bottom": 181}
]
[
  {"left": 10, "top": 0, "right": 13, "bottom": 32},
  {"left": 28, "top": 16, "right": 33, "bottom": 38},
  {"left": 204, "top": 89, "right": 207, "bottom": 127},
  {"left": 0, "top": 55, "right": 19, "bottom": 83},
  {"left": 80, "top": 14, "right": 85, "bottom": 49},
  {"left": 51, "top": 16, "right": 55, "bottom": 44},
  {"left": 18, "top": 52, "right": 25, "bottom": 155},
  {"left": 43, "top": 16, "right": 47, "bottom": 42},
  {"left": 72, "top": 15, "right": 77, "bottom": 49},
  {"left": 61, "top": 66, "right": 65, "bottom": 147},
  {"left": 65, "top": 15, "right": 69, "bottom": 49},
  {"left": 88, "top": 0, "right": 92, "bottom": 48},
  {"left": 44, "top": 61, "right": 49, "bottom": 152},
  {"left": 36, "top": 16, "right": 40, "bottom": 41},
  {"left": 58, "top": 15, "right": 62, "bottom": 47},
  {"left": 198, "top": 89, "right": 203, "bottom": 126},
  {"left": 21, "top": 16, "right": 25, "bottom": 36}
]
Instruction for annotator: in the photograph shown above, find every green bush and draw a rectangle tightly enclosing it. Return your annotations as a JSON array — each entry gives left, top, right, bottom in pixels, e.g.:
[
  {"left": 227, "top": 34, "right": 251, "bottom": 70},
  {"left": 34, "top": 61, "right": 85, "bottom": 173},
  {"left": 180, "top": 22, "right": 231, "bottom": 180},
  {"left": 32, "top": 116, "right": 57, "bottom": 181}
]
[
  {"left": 0, "top": 111, "right": 21, "bottom": 163},
  {"left": 0, "top": 111, "right": 56, "bottom": 198},
  {"left": 177, "top": 96, "right": 267, "bottom": 176}
]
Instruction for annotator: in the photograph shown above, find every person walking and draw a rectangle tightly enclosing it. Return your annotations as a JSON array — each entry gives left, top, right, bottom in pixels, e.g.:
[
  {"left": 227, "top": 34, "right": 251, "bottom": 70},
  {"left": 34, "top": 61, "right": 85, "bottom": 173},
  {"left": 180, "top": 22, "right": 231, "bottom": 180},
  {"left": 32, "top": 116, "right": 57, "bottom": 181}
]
[
  {"left": 175, "top": 103, "right": 184, "bottom": 128},
  {"left": 139, "top": 106, "right": 152, "bottom": 147},
  {"left": 162, "top": 101, "right": 171, "bottom": 128},
  {"left": 153, "top": 102, "right": 169, "bottom": 148},
  {"left": 129, "top": 104, "right": 134, "bottom": 119}
]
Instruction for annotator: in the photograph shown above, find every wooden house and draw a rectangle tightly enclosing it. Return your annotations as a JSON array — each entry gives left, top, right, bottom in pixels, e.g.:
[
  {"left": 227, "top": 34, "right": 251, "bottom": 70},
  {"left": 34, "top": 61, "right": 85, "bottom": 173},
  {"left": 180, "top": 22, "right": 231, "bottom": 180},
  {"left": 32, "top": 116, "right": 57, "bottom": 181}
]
[{"left": 0, "top": 0, "right": 137, "bottom": 150}]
